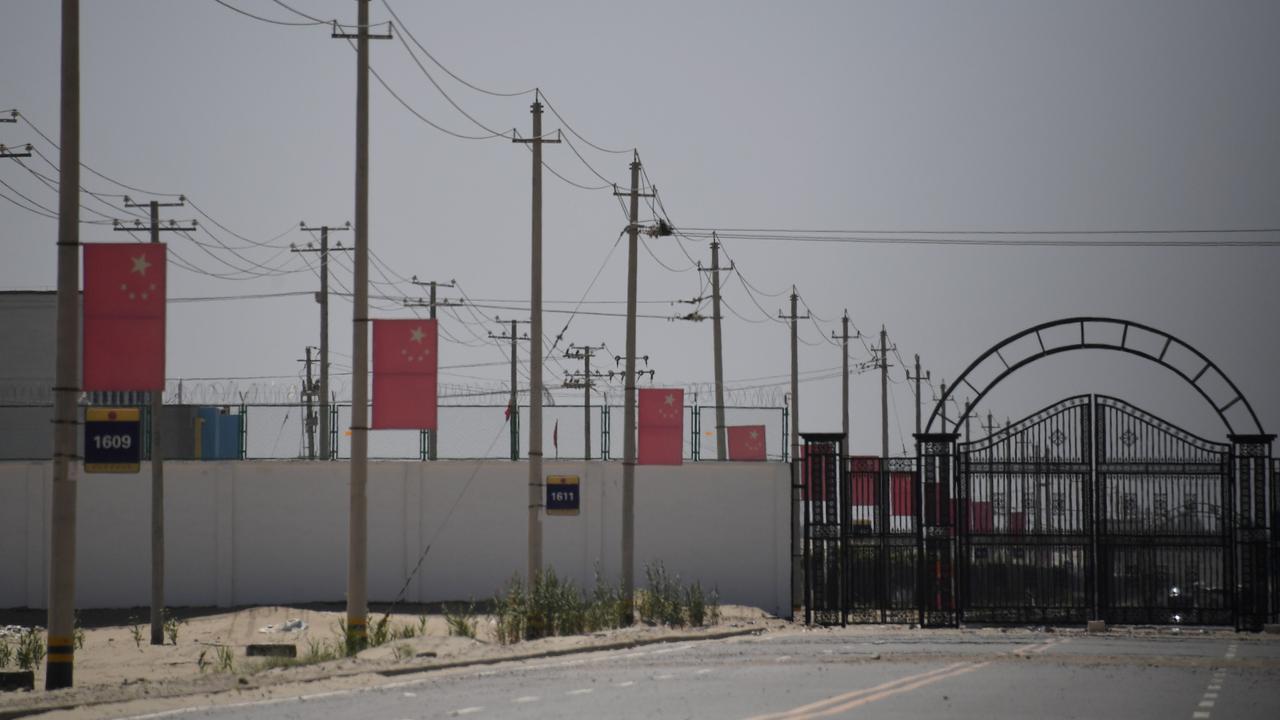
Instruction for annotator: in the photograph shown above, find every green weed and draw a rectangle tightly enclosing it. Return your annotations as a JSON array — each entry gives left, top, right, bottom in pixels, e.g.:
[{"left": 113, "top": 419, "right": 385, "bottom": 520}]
[
  {"left": 445, "top": 602, "right": 478, "bottom": 639},
  {"left": 128, "top": 618, "right": 144, "bottom": 650},
  {"left": 215, "top": 644, "right": 235, "bottom": 673},
  {"left": 163, "top": 610, "right": 184, "bottom": 645},
  {"left": 16, "top": 628, "right": 46, "bottom": 671}
]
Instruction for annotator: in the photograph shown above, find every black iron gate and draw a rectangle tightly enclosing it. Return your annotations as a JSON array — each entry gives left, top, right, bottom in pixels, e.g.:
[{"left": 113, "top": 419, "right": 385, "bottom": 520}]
[
  {"left": 961, "top": 396, "right": 1094, "bottom": 624},
  {"left": 803, "top": 394, "right": 1275, "bottom": 629}
]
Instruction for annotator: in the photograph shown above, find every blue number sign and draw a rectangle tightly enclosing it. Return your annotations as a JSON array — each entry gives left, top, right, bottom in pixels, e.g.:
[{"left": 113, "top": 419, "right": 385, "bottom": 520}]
[{"left": 546, "top": 475, "right": 580, "bottom": 516}]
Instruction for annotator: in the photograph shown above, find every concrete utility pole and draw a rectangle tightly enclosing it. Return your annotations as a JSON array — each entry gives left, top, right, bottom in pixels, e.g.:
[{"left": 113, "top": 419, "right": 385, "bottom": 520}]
[
  {"left": 780, "top": 288, "right": 809, "bottom": 616},
  {"left": 701, "top": 234, "right": 730, "bottom": 460},
  {"left": 832, "top": 311, "right": 855, "bottom": 459},
  {"left": 117, "top": 197, "right": 193, "bottom": 647},
  {"left": 878, "top": 327, "right": 894, "bottom": 462},
  {"left": 300, "top": 346, "right": 317, "bottom": 459},
  {"left": 406, "top": 278, "right": 460, "bottom": 460},
  {"left": 46, "top": 0, "right": 79, "bottom": 689},
  {"left": 940, "top": 381, "right": 949, "bottom": 434},
  {"left": 905, "top": 354, "right": 930, "bottom": 441},
  {"left": 563, "top": 344, "right": 604, "bottom": 460},
  {"left": 297, "top": 222, "right": 350, "bottom": 460},
  {"left": 615, "top": 153, "right": 647, "bottom": 623},
  {"left": 512, "top": 92, "right": 560, "bottom": 587},
  {"left": 490, "top": 318, "right": 530, "bottom": 461},
  {"left": 332, "top": 1, "right": 392, "bottom": 651}
]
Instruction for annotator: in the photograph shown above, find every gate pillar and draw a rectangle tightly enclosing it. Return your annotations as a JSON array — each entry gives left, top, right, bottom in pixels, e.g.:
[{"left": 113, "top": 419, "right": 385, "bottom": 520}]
[
  {"left": 1230, "top": 434, "right": 1276, "bottom": 631},
  {"left": 916, "top": 432, "right": 961, "bottom": 627}
]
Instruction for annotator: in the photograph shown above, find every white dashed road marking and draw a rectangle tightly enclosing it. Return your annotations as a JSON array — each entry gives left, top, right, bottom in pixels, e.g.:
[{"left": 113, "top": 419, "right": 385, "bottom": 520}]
[
  {"left": 615, "top": 680, "right": 636, "bottom": 687},
  {"left": 512, "top": 696, "right": 540, "bottom": 703},
  {"left": 567, "top": 688, "right": 594, "bottom": 696},
  {"left": 451, "top": 707, "right": 484, "bottom": 716}
]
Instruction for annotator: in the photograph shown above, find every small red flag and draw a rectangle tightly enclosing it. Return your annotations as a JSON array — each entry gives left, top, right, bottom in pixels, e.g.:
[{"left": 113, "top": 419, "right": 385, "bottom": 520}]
[
  {"left": 726, "top": 425, "right": 766, "bottom": 461},
  {"left": 890, "top": 472, "right": 915, "bottom": 517},
  {"left": 372, "top": 319, "right": 438, "bottom": 429},
  {"left": 83, "top": 243, "right": 166, "bottom": 391},
  {"left": 638, "top": 388, "right": 682, "bottom": 465}
]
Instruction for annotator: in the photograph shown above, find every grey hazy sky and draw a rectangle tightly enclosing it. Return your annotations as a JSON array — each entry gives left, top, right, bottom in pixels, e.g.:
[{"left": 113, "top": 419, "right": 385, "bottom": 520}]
[{"left": 2, "top": 0, "right": 1277, "bottom": 455}]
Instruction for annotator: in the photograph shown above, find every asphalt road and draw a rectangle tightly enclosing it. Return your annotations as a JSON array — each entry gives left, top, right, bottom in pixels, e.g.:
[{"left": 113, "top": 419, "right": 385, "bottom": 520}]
[{"left": 121, "top": 629, "right": 1280, "bottom": 720}]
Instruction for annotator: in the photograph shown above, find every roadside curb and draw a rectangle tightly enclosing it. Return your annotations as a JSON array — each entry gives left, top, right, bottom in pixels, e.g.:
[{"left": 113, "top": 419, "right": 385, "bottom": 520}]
[
  {"left": 374, "top": 625, "right": 762, "bottom": 678},
  {"left": 0, "top": 626, "right": 765, "bottom": 720}
]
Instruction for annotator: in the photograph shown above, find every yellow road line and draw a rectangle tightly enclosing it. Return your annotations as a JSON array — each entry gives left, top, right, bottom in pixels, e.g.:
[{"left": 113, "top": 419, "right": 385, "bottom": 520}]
[{"left": 742, "top": 662, "right": 971, "bottom": 720}]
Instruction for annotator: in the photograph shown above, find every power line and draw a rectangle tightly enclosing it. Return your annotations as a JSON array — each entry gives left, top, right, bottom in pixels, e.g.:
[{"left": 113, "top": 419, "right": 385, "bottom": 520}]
[
  {"left": 213, "top": 0, "right": 327, "bottom": 27},
  {"left": 379, "top": 0, "right": 535, "bottom": 98},
  {"left": 679, "top": 228, "right": 1280, "bottom": 248}
]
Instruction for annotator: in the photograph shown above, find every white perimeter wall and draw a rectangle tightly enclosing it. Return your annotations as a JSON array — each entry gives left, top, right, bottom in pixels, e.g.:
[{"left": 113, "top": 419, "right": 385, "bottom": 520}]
[{"left": 0, "top": 460, "right": 790, "bottom": 616}]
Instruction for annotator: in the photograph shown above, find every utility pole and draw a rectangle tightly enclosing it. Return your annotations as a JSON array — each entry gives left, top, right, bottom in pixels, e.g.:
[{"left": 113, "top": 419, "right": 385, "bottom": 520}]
[
  {"left": 332, "top": 1, "right": 392, "bottom": 651},
  {"left": 512, "top": 91, "right": 561, "bottom": 589},
  {"left": 46, "top": 0, "right": 79, "bottom": 689},
  {"left": 563, "top": 344, "right": 604, "bottom": 460},
  {"left": 697, "top": 234, "right": 731, "bottom": 460},
  {"left": 489, "top": 318, "right": 530, "bottom": 461},
  {"left": 406, "top": 277, "right": 461, "bottom": 460},
  {"left": 940, "top": 381, "right": 949, "bottom": 434},
  {"left": 982, "top": 411, "right": 999, "bottom": 437},
  {"left": 300, "top": 347, "right": 317, "bottom": 459},
  {"left": 115, "top": 196, "right": 193, "bottom": 647},
  {"left": 832, "top": 311, "right": 857, "bottom": 461},
  {"left": 963, "top": 398, "right": 972, "bottom": 444},
  {"left": 905, "top": 354, "right": 930, "bottom": 440},
  {"left": 780, "top": 288, "right": 809, "bottom": 617},
  {"left": 877, "top": 327, "right": 896, "bottom": 462},
  {"left": 613, "top": 152, "right": 662, "bottom": 624},
  {"left": 296, "top": 222, "right": 350, "bottom": 461}
]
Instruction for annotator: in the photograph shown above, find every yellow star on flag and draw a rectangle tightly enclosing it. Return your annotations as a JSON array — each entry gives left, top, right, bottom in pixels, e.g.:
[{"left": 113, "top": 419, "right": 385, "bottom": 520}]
[{"left": 131, "top": 254, "right": 151, "bottom": 276}]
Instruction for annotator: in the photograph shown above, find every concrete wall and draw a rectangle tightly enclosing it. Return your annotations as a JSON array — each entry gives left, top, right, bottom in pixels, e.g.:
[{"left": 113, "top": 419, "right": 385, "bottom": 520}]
[{"left": 0, "top": 460, "right": 790, "bottom": 616}]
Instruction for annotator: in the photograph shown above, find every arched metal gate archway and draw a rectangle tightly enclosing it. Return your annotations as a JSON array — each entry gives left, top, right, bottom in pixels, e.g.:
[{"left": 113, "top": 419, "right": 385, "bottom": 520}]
[{"left": 801, "top": 318, "right": 1276, "bottom": 630}]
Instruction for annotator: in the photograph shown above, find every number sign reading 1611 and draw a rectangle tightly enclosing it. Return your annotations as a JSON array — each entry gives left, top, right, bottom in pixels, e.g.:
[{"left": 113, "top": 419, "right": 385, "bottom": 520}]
[
  {"left": 546, "top": 475, "right": 580, "bottom": 516},
  {"left": 84, "top": 407, "right": 142, "bottom": 473}
]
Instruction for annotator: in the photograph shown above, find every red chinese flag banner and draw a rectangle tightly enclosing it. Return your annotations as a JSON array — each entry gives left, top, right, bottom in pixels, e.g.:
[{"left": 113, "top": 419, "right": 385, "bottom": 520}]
[
  {"left": 726, "top": 425, "right": 767, "bottom": 461},
  {"left": 849, "top": 456, "right": 879, "bottom": 506},
  {"left": 83, "top": 243, "right": 167, "bottom": 391},
  {"left": 372, "top": 319, "right": 438, "bottom": 430},
  {"left": 638, "top": 388, "right": 683, "bottom": 465},
  {"left": 970, "top": 501, "right": 994, "bottom": 533},
  {"left": 890, "top": 472, "right": 915, "bottom": 517}
]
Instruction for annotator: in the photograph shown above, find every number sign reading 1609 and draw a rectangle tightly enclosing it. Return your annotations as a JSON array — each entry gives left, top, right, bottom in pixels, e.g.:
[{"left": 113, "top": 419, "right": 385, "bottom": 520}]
[
  {"left": 84, "top": 407, "right": 142, "bottom": 473},
  {"left": 546, "top": 475, "right": 580, "bottom": 516}
]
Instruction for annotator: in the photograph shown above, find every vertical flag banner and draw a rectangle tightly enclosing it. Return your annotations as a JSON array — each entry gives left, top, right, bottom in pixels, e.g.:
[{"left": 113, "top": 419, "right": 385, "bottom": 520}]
[
  {"left": 970, "top": 501, "right": 994, "bottom": 533},
  {"left": 83, "top": 243, "right": 167, "bottom": 391},
  {"left": 638, "top": 388, "right": 683, "bottom": 465},
  {"left": 849, "top": 456, "right": 879, "bottom": 506},
  {"left": 372, "top": 319, "right": 438, "bottom": 429},
  {"left": 890, "top": 472, "right": 915, "bottom": 517},
  {"left": 726, "top": 424, "right": 767, "bottom": 461}
]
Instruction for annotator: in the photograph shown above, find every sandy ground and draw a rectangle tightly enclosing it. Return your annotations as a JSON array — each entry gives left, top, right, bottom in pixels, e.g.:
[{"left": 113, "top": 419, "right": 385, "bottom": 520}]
[{"left": 0, "top": 604, "right": 781, "bottom": 718}]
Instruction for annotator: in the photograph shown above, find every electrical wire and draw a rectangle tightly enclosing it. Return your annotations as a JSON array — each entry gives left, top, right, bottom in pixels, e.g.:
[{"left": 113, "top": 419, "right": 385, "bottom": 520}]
[
  {"left": 678, "top": 228, "right": 1280, "bottom": 248},
  {"left": 213, "top": 0, "right": 328, "bottom": 26},
  {"left": 379, "top": 0, "right": 535, "bottom": 98},
  {"left": 539, "top": 92, "right": 632, "bottom": 155}
]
